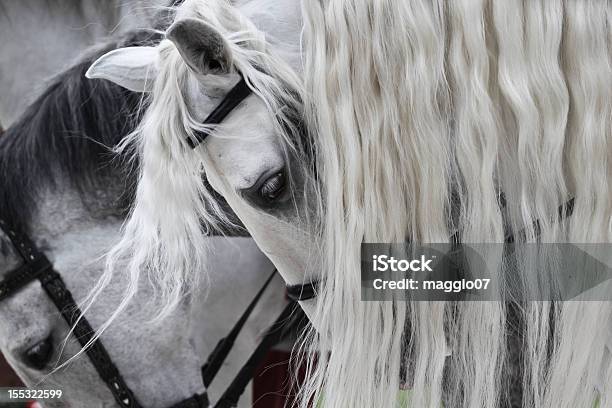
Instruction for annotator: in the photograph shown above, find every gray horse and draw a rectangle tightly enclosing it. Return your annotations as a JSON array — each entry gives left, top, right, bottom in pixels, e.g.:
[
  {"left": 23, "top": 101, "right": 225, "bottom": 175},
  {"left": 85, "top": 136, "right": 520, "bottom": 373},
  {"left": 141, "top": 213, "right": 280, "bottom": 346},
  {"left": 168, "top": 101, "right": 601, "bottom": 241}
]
[{"left": 0, "top": 34, "right": 285, "bottom": 407}]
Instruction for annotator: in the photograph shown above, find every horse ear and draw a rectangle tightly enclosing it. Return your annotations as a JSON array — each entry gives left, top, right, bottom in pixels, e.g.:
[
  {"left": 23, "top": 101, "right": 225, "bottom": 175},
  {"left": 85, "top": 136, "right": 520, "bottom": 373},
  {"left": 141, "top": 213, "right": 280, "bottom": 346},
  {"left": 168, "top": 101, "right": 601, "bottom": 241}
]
[
  {"left": 85, "top": 46, "right": 158, "bottom": 93},
  {"left": 166, "top": 18, "right": 233, "bottom": 76}
]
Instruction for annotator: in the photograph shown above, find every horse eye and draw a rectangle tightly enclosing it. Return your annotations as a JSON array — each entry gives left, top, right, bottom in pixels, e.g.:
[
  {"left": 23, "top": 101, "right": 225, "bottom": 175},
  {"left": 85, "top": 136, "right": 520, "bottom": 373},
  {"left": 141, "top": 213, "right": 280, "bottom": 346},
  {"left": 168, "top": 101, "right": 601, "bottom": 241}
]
[
  {"left": 259, "top": 172, "right": 286, "bottom": 201},
  {"left": 22, "top": 336, "right": 54, "bottom": 370}
]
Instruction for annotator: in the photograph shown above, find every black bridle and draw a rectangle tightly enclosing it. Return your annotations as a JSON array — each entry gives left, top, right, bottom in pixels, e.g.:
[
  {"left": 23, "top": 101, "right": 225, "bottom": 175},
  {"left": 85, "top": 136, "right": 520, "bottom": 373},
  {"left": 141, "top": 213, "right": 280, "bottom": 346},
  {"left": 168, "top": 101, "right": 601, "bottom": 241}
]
[
  {"left": 185, "top": 76, "right": 252, "bottom": 149},
  {"left": 0, "top": 217, "right": 305, "bottom": 408}
]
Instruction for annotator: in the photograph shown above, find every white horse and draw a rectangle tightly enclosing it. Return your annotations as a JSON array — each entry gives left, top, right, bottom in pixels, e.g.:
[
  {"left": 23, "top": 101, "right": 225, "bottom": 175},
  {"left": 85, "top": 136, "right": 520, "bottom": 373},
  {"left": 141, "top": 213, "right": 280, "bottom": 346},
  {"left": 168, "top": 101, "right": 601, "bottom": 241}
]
[
  {"left": 86, "top": 0, "right": 317, "bottom": 318},
  {"left": 87, "top": 0, "right": 612, "bottom": 408},
  {"left": 0, "top": 34, "right": 285, "bottom": 407},
  {"left": 0, "top": 0, "right": 168, "bottom": 127}
]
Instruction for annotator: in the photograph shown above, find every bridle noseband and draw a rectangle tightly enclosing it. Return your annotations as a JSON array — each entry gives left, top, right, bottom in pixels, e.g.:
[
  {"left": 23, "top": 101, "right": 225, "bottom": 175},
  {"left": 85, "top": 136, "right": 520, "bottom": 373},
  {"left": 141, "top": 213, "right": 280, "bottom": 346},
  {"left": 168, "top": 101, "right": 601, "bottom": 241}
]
[{"left": 286, "top": 280, "right": 319, "bottom": 302}]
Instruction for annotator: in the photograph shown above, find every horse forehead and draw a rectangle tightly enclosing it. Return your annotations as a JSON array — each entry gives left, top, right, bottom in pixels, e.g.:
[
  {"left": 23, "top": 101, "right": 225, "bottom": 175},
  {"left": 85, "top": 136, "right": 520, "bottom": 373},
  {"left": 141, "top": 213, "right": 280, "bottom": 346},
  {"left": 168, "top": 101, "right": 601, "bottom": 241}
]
[
  {"left": 206, "top": 131, "right": 283, "bottom": 190},
  {"left": 204, "top": 99, "right": 283, "bottom": 190}
]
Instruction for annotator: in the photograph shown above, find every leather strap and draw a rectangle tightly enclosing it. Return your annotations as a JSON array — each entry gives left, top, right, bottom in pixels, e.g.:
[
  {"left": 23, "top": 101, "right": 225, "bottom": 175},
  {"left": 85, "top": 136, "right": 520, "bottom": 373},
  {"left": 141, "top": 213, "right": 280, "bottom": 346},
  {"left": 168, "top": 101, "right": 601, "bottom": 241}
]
[
  {"left": 199, "top": 269, "right": 309, "bottom": 407},
  {"left": 41, "top": 269, "right": 141, "bottom": 407},
  {"left": 186, "top": 77, "right": 252, "bottom": 149},
  {"left": 168, "top": 393, "right": 209, "bottom": 408},
  {"left": 213, "top": 301, "right": 304, "bottom": 408},
  {"left": 201, "top": 269, "right": 277, "bottom": 387},
  {"left": 0, "top": 257, "right": 51, "bottom": 301},
  {"left": 286, "top": 280, "right": 319, "bottom": 302}
]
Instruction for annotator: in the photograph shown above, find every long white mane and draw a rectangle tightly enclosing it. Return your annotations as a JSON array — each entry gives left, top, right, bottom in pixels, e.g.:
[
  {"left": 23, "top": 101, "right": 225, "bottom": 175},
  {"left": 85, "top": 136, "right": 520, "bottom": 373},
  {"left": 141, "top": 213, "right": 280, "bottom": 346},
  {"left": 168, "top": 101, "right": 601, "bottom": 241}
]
[{"left": 300, "top": 1, "right": 612, "bottom": 408}]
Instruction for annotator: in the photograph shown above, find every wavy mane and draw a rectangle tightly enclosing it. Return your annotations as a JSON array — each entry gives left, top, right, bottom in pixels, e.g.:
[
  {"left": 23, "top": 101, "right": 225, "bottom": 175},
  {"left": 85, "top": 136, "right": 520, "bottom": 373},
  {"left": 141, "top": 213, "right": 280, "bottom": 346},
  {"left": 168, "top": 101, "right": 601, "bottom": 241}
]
[{"left": 300, "top": 1, "right": 611, "bottom": 407}]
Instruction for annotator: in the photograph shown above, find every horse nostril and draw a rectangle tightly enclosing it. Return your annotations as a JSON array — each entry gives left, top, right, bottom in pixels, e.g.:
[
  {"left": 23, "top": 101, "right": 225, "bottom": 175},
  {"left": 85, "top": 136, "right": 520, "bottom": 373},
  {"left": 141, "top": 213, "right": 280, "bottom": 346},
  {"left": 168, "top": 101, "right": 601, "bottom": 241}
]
[{"left": 22, "top": 336, "right": 54, "bottom": 370}]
